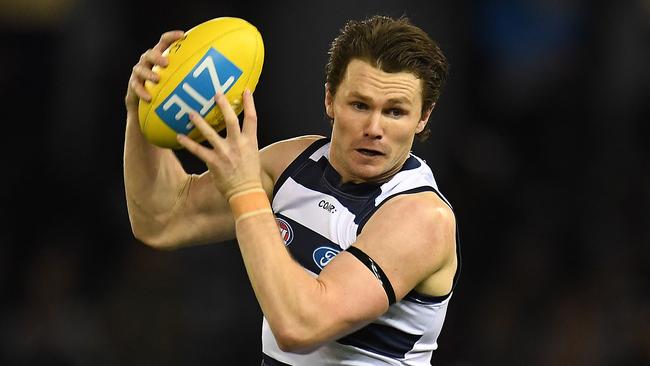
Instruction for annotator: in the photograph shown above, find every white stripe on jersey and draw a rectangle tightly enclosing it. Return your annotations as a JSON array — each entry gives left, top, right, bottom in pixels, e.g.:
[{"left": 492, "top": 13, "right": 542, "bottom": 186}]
[
  {"left": 308, "top": 142, "right": 330, "bottom": 161},
  {"left": 272, "top": 177, "right": 358, "bottom": 249}
]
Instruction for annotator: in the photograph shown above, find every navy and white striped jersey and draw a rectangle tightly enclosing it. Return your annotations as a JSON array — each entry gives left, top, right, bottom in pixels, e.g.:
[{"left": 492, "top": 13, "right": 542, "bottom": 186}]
[{"left": 263, "top": 138, "right": 460, "bottom": 365}]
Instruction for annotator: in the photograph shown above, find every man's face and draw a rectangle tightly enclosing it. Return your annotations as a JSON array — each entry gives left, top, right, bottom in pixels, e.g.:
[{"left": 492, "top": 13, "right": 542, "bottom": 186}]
[{"left": 326, "top": 59, "right": 432, "bottom": 184}]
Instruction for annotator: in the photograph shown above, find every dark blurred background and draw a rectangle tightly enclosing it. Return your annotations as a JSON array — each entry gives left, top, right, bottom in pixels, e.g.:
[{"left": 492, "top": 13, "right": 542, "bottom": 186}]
[{"left": 1, "top": 0, "right": 648, "bottom": 365}]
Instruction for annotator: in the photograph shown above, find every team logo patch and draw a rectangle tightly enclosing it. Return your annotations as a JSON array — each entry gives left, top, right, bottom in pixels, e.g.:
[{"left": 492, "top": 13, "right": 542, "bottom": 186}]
[
  {"left": 313, "top": 246, "right": 340, "bottom": 269},
  {"left": 276, "top": 218, "right": 293, "bottom": 246}
]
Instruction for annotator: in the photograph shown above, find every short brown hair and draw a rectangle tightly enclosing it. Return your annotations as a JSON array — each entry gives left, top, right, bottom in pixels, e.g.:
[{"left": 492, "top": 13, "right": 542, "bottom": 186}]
[{"left": 325, "top": 15, "right": 449, "bottom": 141}]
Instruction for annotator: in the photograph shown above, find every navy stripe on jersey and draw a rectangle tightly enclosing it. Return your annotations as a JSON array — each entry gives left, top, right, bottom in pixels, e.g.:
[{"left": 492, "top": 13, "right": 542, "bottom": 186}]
[
  {"left": 285, "top": 154, "right": 428, "bottom": 229},
  {"left": 276, "top": 213, "right": 342, "bottom": 275},
  {"left": 400, "top": 154, "right": 422, "bottom": 170},
  {"left": 337, "top": 323, "right": 423, "bottom": 359},
  {"left": 320, "top": 153, "right": 423, "bottom": 197},
  {"left": 273, "top": 138, "right": 330, "bottom": 198},
  {"left": 293, "top": 157, "right": 380, "bottom": 213}
]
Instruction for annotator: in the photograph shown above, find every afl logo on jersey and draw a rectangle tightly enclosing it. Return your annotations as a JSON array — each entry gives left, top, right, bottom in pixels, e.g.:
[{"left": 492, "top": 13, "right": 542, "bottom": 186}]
[
  {"left": 313, "top": 246, "right": 340, "bottom": 269},
  {"left": 276, "top": 218, "right": 293, "bottom": 246}
]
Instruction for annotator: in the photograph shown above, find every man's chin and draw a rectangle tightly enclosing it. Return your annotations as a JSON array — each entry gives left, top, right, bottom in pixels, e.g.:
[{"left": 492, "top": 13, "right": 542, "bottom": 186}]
[{"left": 348, "top": 165, "right": 389, "bottom": 184}]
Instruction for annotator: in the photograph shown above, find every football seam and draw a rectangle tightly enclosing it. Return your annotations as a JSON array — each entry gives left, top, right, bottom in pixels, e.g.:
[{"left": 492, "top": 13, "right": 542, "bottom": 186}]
[{"left": 237, "top": 28, "right": 262, "bottom": 112}]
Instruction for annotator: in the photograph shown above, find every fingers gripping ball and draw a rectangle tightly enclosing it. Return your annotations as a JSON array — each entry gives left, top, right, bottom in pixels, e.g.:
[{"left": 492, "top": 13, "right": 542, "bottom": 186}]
[{"left": 139, "top": 17, "right": 264, "bottom": 149}]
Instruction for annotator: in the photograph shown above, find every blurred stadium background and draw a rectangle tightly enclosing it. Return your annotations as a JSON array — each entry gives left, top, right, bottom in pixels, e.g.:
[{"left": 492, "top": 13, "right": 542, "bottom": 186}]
[{"left": 0, "top": 0, "right": 648, "bottom": 364}]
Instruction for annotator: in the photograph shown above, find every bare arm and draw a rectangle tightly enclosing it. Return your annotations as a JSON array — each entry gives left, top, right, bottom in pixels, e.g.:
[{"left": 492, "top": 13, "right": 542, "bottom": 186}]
[
  {"left": 125, "top": 113, "right": 314, "bottom": 248},
  {"left": 123, "top": 31, "right": 319, "bottom": 249},
  {"left": 123, "top": 31, "right": 250, "bottom": 248},
  {"left": 124, "top": 114, "right": 237, "bottom": 248}
]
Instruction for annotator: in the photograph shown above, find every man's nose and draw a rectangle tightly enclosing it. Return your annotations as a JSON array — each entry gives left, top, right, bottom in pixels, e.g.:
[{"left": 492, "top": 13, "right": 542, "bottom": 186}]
[{"left": 363, "top": 111, "right": 383, "bottom": 139}]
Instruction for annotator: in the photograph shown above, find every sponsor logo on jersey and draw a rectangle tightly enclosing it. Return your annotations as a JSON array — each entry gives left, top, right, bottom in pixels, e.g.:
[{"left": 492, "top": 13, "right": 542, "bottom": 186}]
[
  {"left": 318, "top": 199, "right": 337, "bottom": 213},
  {"left": 313, "top": 246, "right": 340, "bottom": 269},
  {"left": 156, "top": 47, "right": 242, "bottom": 133},
  {"left": 276, "top": 218, "right": 293, "bottom": 246}
]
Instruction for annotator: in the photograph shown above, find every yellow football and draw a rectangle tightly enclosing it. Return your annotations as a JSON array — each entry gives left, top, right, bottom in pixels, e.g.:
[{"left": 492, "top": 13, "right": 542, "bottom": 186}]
[{"left": 138, "top": 17, "right": 264, "bottom": 149}]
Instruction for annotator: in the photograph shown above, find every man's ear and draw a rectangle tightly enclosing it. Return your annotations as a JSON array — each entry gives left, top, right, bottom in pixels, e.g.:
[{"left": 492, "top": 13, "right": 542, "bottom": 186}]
[
  {"left": 324, "top": 83, "right": 334, "bottom": 119},
  {"left": 416, "top": 103, "right": 435, "bottom": 133}
]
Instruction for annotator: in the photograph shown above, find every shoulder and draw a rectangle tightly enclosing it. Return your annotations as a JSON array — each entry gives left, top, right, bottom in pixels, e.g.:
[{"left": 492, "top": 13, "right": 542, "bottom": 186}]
[
  {"left": 375, "top": 191, "right": 455, "bottom": 239},
  {"left": 260, "top": 135, "right": 326, "bottom": 185},
  {"left": 362, "top": 191, "right": 456, "bottom": 269}
]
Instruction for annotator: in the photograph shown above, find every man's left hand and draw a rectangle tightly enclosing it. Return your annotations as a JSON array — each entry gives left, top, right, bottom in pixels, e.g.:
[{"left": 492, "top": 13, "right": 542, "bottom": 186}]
[{"left": 176, "top": 90, "right": 262, "bottom": 199}]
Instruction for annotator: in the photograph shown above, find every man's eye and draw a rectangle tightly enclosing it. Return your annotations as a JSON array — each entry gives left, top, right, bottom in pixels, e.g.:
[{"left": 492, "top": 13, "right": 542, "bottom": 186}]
[
  {"left": 387, "top": 108, "right": 405, "bottom": 118},
  {"left": 352, "top": 102, "right": 367, "bottom": 110}
]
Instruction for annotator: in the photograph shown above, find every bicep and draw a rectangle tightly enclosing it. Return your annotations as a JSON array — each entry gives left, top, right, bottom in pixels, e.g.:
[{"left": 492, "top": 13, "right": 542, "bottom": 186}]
[
  {"left": 316, "top": 251, "right": 390, "bottom": 330},
  {"left": 154, "top": 172, "right": 236, "bottom": 247},
  {"left": 279, "top": 250, "right": 389, "bottom": 347},
  {"left": 156, "top": 136, "right": 322, "bottom": 248},
  {"left": 164, "top": 136, "right": 324, "bottom": 247}
]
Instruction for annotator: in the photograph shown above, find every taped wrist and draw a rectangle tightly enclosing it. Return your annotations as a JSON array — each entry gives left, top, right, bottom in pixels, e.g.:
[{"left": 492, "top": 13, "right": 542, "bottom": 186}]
[
  {"left": 228, "top": 188, "right": 273, "bottom": 224},
  {"left": 224, "top": 181, "right": 265, "bottom": 201},
  {"left": 346, "top": 246, "right": 396, "bottom": 305}
]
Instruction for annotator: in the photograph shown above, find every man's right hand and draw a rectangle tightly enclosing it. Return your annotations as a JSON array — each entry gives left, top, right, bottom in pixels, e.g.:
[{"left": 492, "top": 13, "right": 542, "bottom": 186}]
[{"left": 125, "top": 30, "right": 184, "bottom": 113}]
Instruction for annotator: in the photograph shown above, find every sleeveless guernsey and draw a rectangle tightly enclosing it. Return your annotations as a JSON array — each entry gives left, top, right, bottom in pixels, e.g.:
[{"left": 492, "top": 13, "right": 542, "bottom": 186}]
[{"left": 263, "top": 138, "right": 460, "bottom": 365}]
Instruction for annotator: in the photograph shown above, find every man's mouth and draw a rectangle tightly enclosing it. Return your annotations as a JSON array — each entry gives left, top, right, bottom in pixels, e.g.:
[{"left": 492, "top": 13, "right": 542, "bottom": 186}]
[{"left": 356, "top": 148, "right": 383, "bottom": 157}]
